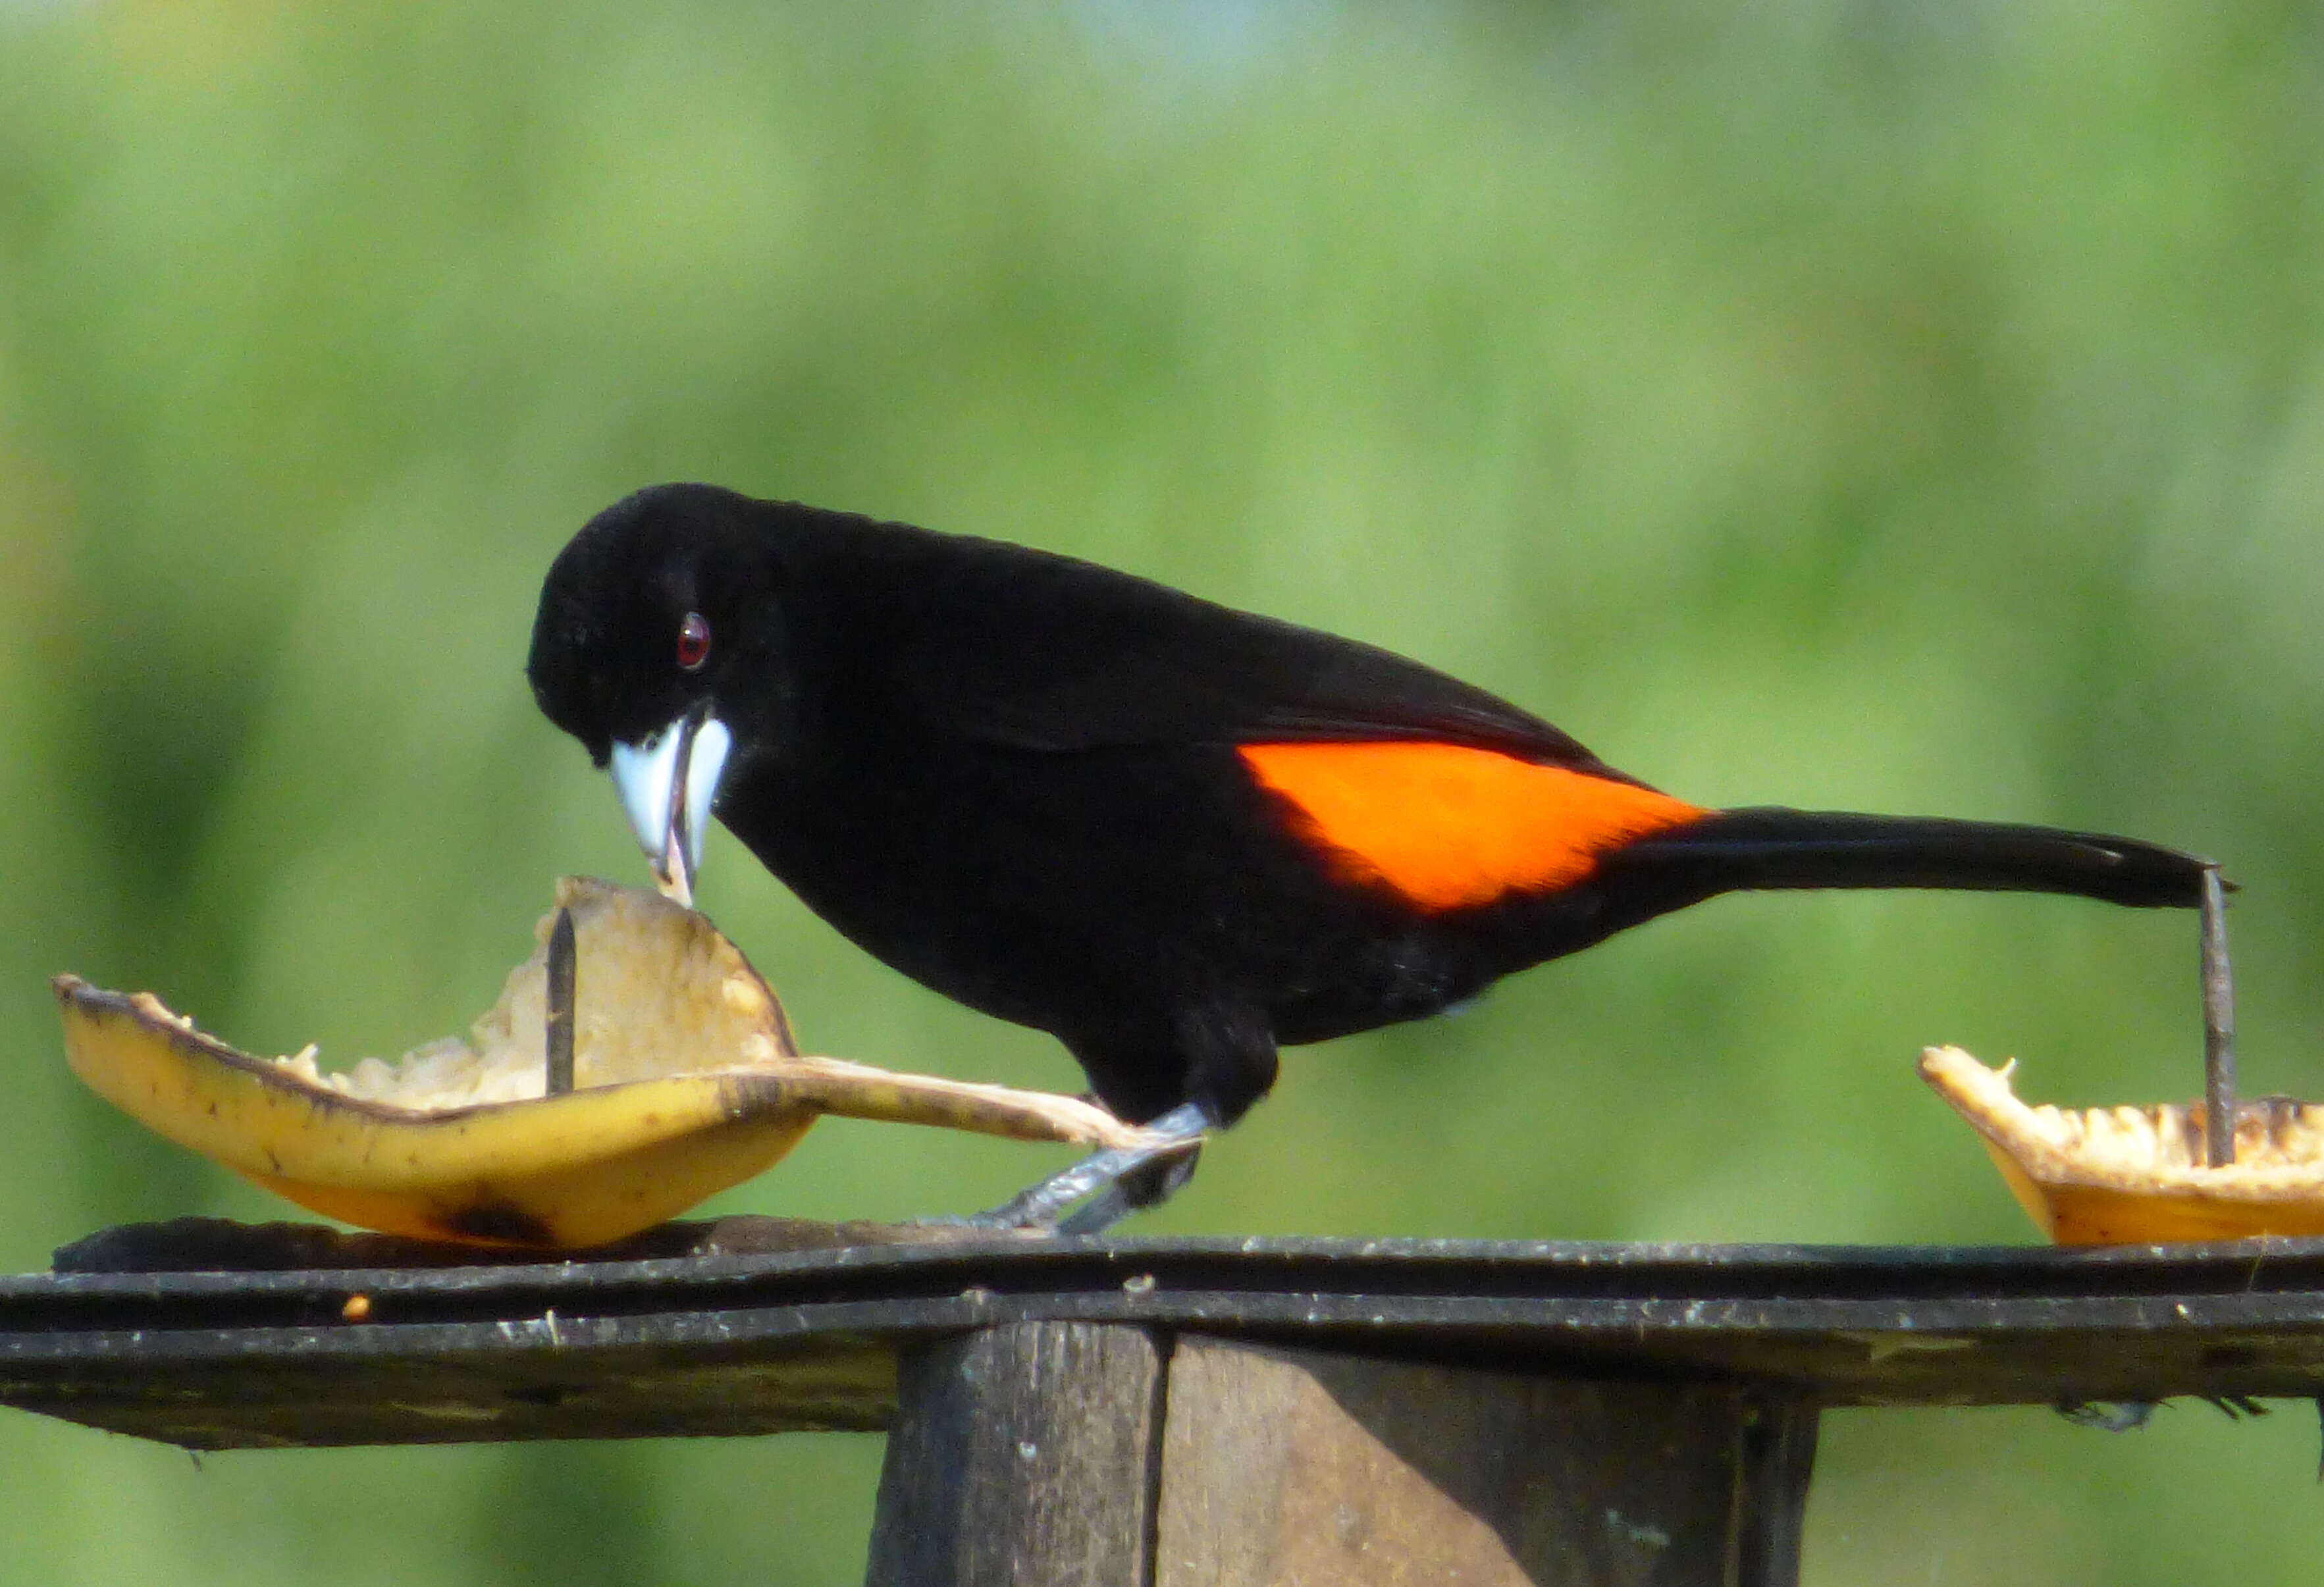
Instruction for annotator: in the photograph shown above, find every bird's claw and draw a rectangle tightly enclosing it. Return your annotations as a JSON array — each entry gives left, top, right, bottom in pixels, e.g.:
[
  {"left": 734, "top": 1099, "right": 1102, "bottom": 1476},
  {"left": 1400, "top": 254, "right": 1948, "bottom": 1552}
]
[{"left": 954, "top": 1102, "right": 1213, "bottom": 1235}]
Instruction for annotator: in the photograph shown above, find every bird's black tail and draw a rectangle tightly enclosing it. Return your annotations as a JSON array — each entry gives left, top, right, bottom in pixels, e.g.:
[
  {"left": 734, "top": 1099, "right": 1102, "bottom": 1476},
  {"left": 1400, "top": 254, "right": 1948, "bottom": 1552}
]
[{"left": 1601, "top": 807, "right": 2212, "bottom": 910}]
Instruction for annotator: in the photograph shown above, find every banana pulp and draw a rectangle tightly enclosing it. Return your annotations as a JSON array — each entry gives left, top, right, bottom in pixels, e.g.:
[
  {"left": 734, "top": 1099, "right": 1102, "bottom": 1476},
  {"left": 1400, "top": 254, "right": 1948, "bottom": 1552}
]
[{"left": 1921, "top": 1045, "right": 2324, "bottom": 1243}]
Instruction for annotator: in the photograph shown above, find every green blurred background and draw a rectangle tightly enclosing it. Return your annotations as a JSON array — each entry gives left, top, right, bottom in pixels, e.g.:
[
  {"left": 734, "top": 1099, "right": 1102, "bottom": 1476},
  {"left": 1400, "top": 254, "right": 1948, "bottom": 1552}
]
[{"left": 4, "top": 1, "right": 2323, "bottom": 1581}]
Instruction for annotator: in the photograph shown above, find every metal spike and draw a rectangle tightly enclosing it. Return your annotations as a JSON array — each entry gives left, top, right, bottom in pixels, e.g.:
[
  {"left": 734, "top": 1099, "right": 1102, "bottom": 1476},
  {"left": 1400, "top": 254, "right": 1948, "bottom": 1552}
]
[
  {"left": 2201, "top": 866, "right": 2235, "bottom": 1167},
  {"left": 546, "top": 906, "right": 576, "bottom": 1097}
]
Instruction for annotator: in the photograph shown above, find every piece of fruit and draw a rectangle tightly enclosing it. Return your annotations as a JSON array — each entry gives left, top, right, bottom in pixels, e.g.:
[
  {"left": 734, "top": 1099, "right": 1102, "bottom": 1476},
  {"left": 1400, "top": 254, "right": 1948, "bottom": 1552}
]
[
  {"left": 55, "top": 877, "right": 1150, "bottom": 1248},
  {"left": 1920, "top": 1045, "right": 2324, "bottom": 1243}
]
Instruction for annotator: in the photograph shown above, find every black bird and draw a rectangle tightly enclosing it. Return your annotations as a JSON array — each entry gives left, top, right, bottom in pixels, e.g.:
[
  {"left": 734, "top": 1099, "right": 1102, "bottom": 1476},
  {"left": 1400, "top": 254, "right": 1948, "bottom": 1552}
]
[{"left": 528, "top": 483, "right": 2211, "bottom": 1226}]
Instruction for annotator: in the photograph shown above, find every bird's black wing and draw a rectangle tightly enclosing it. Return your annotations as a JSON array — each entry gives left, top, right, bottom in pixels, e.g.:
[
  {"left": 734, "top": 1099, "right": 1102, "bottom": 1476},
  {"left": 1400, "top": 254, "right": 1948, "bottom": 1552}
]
[{"left": 811, "top": 520, "right": 1620, "bottom": 771}]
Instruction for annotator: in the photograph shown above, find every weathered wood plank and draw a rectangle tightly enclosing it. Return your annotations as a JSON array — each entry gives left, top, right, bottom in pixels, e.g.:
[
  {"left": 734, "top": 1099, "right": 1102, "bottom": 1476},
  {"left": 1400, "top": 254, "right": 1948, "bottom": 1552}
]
[
  {"left": 12, "top": 1230, "right": 2324, "bottom": 1447},
  {"left": 1153, "top": 1335, "right": 1816, "bottom": 1587},
  {"left": 1, "top": 1334, "right": 898, "bottom": 1449},
  {"left": 866, "top": 1322, "right": 1162, "bottom": 1587}
]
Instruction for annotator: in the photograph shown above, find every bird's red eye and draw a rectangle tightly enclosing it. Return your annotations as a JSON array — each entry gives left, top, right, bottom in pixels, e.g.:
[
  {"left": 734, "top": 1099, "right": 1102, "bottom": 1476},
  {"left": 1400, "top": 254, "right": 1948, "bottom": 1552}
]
[{"left": 677, "top": 611, "right": 711, "bottom": 671}]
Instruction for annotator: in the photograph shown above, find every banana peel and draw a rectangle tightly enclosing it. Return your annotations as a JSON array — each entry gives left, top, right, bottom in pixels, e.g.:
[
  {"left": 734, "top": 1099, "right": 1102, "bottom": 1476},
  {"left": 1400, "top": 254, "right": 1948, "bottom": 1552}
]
[
  {"left": 1921, "top": 1045, "right": 2324, "bottom": 1244},
  {"left": 56, "top": 877, "right": 1150, "bottom": 1249}
]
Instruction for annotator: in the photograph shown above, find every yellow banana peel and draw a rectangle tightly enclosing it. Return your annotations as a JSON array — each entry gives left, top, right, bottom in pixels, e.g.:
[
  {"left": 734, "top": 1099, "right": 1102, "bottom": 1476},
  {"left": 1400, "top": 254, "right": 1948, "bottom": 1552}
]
[
  {"left": 56, "top": 877, "right": 1148, "bottom": 1249},
  {"left": 1920, "top": 1045, "right": 2324, "bottom": 1244}
]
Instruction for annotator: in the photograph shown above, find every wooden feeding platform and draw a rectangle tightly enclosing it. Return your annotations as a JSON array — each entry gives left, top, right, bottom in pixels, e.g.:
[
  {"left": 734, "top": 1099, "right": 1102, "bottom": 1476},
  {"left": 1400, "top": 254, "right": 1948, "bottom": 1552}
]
[{"left": 7, "top": 1220, "right": 2324, "bottom": 1585}]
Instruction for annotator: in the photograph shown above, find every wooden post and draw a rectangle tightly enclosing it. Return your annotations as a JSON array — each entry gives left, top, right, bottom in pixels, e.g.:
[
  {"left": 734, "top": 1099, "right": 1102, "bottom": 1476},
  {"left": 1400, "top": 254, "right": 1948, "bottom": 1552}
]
[
  {"left": 866, "top": 1322, "right": 1164, "bottom": 1587},
  {"left": 867, "top": 1326, "right": 1818, "bottom": 1587},
  {"left": 1157, "top": 1338, "right": 1816, "bottom": 1587}
]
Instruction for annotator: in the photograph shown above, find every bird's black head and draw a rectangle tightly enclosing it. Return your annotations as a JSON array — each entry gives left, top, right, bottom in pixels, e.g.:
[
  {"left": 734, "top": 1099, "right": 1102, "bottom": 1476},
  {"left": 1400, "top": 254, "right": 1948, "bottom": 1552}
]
[
  {"left": 530, "top": 483, "right": 759, "bottom": 759},
  {"left": 529, "top": 482, "right": 791, "bottom": 901}
]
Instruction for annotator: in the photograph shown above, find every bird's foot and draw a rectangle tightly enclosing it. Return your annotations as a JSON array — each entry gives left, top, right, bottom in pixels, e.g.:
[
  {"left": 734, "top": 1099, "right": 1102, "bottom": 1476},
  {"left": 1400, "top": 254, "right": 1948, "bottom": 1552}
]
[{"left": 955, "top": 1102, "right": 1213, "bottom": 1236}]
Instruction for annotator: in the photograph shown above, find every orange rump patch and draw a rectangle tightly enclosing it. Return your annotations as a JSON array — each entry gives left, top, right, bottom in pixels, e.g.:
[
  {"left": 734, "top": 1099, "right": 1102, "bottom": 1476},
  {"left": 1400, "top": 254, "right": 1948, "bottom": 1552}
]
[{"left": 1240, "top": 742, "right": 1706, "bottom": 910}]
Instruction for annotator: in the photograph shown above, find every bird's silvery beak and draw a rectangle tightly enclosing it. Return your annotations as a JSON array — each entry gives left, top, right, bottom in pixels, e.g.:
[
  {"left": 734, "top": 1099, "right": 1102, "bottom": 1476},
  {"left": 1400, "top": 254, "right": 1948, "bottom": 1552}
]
[{"left": 608, "top": 709, "right": 733, "bottom": 908}]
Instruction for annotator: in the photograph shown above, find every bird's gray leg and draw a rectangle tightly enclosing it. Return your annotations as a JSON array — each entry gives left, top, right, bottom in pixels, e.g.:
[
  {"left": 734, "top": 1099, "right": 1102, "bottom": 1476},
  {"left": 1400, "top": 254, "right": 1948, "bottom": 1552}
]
[{"left": 963, "top": 1102, "right": 1214, "bottom": 1233}]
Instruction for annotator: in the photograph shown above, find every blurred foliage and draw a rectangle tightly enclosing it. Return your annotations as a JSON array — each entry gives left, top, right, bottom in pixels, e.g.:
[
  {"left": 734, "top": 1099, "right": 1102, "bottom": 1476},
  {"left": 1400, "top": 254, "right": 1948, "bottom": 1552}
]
[{"left": 4, "top": 1, "right": 2324, "bottom": 1582}]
